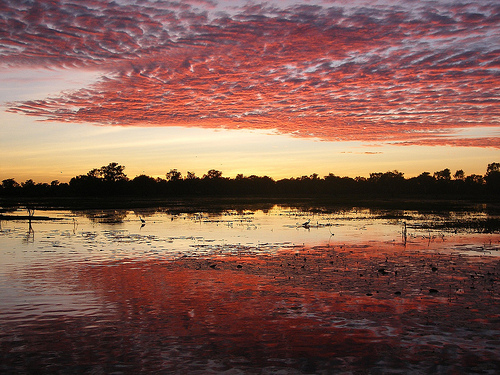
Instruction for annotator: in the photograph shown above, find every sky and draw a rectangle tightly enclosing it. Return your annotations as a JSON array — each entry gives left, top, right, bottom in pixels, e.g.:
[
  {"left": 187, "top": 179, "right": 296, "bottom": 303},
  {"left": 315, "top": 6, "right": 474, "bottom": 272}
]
[{"left": 0, "top": 0, "right": 499, "bottom": 183}]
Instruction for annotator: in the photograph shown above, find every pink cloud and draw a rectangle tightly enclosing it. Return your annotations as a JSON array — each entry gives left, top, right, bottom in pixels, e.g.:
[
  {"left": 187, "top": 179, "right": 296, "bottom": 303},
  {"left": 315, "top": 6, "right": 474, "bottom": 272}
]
[{"left": 2, "top": 0, "right": 499, "bottom": 148}]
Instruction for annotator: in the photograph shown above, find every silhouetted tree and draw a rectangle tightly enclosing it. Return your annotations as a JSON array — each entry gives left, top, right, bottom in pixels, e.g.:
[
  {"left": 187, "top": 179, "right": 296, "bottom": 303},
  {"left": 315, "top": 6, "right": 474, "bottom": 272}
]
[
  {"left": 465, "top": 174, "right": 484, "bottom": 184},
  {"left": 324, "top": 174, "right": 357, "bottom": 195},
  {"left": 21, "top": 179, "right": 35, "bottom": 188},
  {"left": 432, "top": 168, "right": 452, "bottom": 194},
  {"left": 82, "top": 163, "right": 127, "bottom": 182},
  {"left": 131, "top": 175, "right": 158, "bottom": 195},
  {"left": 183, "top": 172, "right": 200, "bottom": 195},
  {"left": 186, "top": 171, "right": 198, "bottom": 180},
  {"left": 1, "top": 178, "right": 20, "bottom": 195},
  {"left": 408, "top": 172, "right": 435, "bottom": 194},
  {"left": 368, "top": 172, "right": 383, "bottom": 182},
  {"left": 3, "top": 161, "right": 498, "bottom": 199},
  {"left": 366, "top": 170, "right": 405, "bottom": 195},
  {"left": 450, "top": 170, "right": 467, "bottom": 194},
  {"left": 485, "top": 162, "right": 500, "bottom": 193},
  {"left": 434, "top": 168, "right": 451, "bottom": 180},
  {"left": 233, "top": 175, "right": 275, "bottom": 195},
  {"left": 454, "top": 170, "right": 465, "bottom": 180},
  {"left": 69, "top": 174, "right": 101, "bottom": 196},
  {"left": 100, "top": 162, "right": 128, "bottom": 182},
  {"left": 87, "top": 168, "right": 100, "bottom": 178},
  {"left": 20, "top": 179, "right": 36, "bottom": 195},
  {"left": 68, "top": 163, "right": 127, "bottom": 196},
  {"left": 2, "top": 178, "right": 19, "bottom": 190},
  {"left": 204, "top": 169, "right": 223, "bottom": 179},
  {"left": 166, "top": 169, "right": 182, "bottom": 181},
  {"left": 487, "top": 162, "right": 500, "bottom": 174}
]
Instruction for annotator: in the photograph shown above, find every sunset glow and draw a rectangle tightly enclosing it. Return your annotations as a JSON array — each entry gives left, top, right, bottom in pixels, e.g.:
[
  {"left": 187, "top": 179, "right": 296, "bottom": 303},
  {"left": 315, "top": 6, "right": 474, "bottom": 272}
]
[{"left": 1, "top": 0, "right": 499, "bottom": 182}]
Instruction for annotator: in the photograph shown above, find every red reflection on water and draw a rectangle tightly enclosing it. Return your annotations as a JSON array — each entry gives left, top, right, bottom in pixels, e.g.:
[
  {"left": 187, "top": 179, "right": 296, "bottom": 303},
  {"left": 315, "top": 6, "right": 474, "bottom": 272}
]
[
  {"left": 2, "top": 244, "right": 500, "bottom": 373},
  {"left": 73, "top": 258, "right": 398, "bottom": 367}
]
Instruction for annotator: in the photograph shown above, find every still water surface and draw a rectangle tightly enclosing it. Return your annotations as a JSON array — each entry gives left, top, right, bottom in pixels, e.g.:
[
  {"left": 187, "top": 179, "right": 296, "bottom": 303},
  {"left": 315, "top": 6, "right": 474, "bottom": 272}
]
[{"left": 1, "top": 205, "right": 499, "bottom": 373}]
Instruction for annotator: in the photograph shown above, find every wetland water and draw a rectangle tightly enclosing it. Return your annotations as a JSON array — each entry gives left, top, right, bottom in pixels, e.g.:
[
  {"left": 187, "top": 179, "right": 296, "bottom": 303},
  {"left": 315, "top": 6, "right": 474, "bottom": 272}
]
[{"left": 1, "top": 204, "right": 499, "bottom": 374}]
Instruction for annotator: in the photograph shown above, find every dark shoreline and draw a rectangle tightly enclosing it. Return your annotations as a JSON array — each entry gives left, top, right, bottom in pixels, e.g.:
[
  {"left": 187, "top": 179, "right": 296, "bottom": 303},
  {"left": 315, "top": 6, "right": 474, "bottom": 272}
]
[
  {"left": 0, "top": 214, "right": 62, "bottom": 221},
  {"left": 1, "top": 194, "right": 499, "bottom": 214}
]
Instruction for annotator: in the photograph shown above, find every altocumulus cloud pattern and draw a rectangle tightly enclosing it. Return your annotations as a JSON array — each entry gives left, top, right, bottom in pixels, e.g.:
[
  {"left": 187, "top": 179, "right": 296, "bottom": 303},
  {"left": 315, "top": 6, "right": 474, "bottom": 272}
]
[{"left": 2, "top": 0, "right": 499, "bottom": 147}]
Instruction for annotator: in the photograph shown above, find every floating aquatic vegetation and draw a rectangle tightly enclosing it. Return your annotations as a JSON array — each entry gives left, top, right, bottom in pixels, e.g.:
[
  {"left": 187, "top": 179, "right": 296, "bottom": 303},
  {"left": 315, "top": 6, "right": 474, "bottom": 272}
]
[{"left": 417, "top": 218, "right": 500, "bottom": 234}]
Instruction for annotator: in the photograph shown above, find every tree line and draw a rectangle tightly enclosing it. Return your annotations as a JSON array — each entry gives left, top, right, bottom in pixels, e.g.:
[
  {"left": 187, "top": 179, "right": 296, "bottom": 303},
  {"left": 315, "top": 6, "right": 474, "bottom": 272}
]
[{"left": 1, "top": 162, "right": 499, "bottom": 198}]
